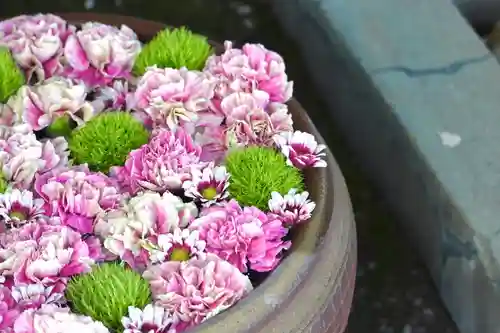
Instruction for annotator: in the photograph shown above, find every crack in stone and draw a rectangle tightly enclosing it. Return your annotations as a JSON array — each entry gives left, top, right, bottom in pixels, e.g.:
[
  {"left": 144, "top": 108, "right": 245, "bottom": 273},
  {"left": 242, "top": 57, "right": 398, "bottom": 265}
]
[{"left": 370, "top": 53, "right": 493, "bottom": 77}]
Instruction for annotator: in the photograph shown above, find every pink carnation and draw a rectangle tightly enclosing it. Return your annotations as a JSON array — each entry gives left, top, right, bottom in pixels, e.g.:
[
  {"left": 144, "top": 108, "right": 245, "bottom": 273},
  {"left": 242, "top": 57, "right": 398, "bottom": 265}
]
[
  {"left": 204, "top": 41, "right": 293, "bottom": 106},
  {"left": 0, "top": 104, "right": 17, "bottom": 126},
  {"left": 189, "top": 200, "right": 291, "bottom": 273},
  {"left": 222, "top": 91, "right": 293, "bottom": 147},
  {"left": 143, "top": 253, "right": 253, "bottom": 329},
  {"left": 34, "top": 165, "right": 123, "bottom": 234},
  {"left": 273, "top": 130, "right": 327, "bottom": 169},
  {"left": 194, "top": 125, "right": 235, "bottom": 164},
  {"left": 0, "top": 285, "right": 20, "bottom": 332},
  {"left": 64, "top": 22, "right": 141, "bottom": 87},
  {"left": 13, "top": 304, "right": 109, "bottom": 333},
  {"left": 13, "top": 77, "right": 94, "bottom": 131},
  {"left": 0, "top": 125, "right": 69, "bottom": 190},
  {"left": 0, "top": 223, "right": 101, "bottom": 290},
  {"left": 194, "top": 92, "right": 292, "bottom": 161},
  {"left": 130, "top": 66, "right": 218, "bottom": 133},
  {"left": 11, "top": 283, "right": 65, "bottom": 311},
  {"left": 0, "top": 14, "right": 75, "bottom": 82},
  {"left": 92, "top": 80, "right": 134, "bottom": 112},
  {"left": 96, "top": 191, "right": 198, "bottom": 270},
  {"left": 112, "top": 128, "right": 204, "bottom": 194}
]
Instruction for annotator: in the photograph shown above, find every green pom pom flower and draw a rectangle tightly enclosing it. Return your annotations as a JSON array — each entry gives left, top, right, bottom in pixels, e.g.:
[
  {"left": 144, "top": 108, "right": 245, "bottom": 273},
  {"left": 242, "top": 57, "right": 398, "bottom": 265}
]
[
  {"left": 65, "top": 262, "right": 151, "bottom": 331},
  {"left": 46, "top": 114, "right": 74, "bottom": 138},
  {"left": 68, "top": 111, "right": 149, "bottom": 173},
  {"left": 0, "top": 47, "right": 25, "bottom": 103},
  {"left": 133, "top": 27, "right": 213, "bottom": 75},
  {"left": 226, "top": 146, "right": 305, "bottom": 210},
  {"left": 0, "top": 174, "right": 8, "bottom": 194}
]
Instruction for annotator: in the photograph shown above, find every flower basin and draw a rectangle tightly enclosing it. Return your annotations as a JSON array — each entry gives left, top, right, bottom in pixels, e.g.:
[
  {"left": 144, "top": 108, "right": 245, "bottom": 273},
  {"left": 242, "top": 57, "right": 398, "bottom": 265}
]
[{"left": 0, "top": 12, "right": 356, "bottom": 333}]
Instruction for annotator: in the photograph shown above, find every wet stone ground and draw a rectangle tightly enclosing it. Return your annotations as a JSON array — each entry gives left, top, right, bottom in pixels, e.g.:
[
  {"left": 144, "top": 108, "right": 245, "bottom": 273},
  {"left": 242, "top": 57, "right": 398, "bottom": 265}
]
[{"left": 0, "top": 1, "right": 462, "bottom": 332}]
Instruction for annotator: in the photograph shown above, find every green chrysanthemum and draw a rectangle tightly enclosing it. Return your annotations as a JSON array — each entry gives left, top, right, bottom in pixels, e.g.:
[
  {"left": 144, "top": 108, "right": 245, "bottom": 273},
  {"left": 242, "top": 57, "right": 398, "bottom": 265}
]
[
  {"left": 133, "top": 27, "right": 213, "bottom": 75},
  {"left": 46, "top": 114, "right": 74, "bottom": 138},
  {"left": 65, "top": 262, "right": 151, "bottom": 331},
  {"left": 0, "top": 174, "right": 8, "bottom": 194},
  {"left": 0, "top": 47, "right": 25, "bottom": 103},
  {"left": 68, "top": 111, "right": 149, "bottom": 173},
  {"left": 226, "top": 146, "right": 305, "bottom": 210}
]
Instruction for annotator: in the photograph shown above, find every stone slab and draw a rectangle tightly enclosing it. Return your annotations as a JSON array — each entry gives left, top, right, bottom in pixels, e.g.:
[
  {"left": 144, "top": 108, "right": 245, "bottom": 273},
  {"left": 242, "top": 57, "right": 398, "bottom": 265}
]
[{"left": 268, "top": 0, "right": 500, "bottom": 332}]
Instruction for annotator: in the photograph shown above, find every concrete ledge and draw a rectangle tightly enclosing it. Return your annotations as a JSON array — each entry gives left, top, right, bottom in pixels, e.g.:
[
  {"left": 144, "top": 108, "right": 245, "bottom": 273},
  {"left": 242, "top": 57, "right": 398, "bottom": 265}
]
[{"left": 269, "top": 0, "right": 500, "bottom": 332}]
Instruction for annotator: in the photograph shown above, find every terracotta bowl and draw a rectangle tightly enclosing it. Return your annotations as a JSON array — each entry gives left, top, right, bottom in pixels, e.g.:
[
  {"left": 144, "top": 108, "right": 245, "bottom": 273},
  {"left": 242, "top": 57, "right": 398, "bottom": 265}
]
[{"left": 58, "top": 13, "right": 357, "bottom": 333}]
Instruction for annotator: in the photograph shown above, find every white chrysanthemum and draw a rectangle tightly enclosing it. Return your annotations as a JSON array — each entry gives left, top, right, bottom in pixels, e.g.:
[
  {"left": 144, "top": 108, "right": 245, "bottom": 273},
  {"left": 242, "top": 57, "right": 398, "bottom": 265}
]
[
  {"left": 122, "top": 304, "right": 175, "bottom": 333},
  {"left": 268, "top": 188, "right": 316, "bottom": 226},
  {"left": 273, "top": 130, "right": 327, "bottom": 169},
  {"left": 0, "top": 188, "right": 45, "bottom": 229},
  {"left": 150, "top": 228, "right": 206, "bottom": 264},
  {"left": 182, "top": 162, "right": 230, "bottom": 207}
]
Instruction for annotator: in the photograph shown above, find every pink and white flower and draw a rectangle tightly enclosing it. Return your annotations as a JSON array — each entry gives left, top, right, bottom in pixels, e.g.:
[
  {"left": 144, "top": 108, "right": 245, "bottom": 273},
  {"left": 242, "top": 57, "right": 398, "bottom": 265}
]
[
  {"left": 11, "top": 283, "right": 65, "bottom": 311},
  {"left": 194, "top": 125, "right": 237, "bottom": 164},
  {"left": 0, "top": 126, "right": 69, "bottom": 190},
  {"left": 273, "top": 130, "right": 327, "bottom": 169},
  {"left": 111, "top": 128, "right": 205, "bottom": 194},
  {"left": 268, "top": 189, "right": 316, "bottom": 226},
  {"left": 0, "top": 189, "right": 45, "bottom": 230},
  {"left": 12, "top": 77, "right": 94, "bottom": 131},
  {"left": 95, "top": 191, "right": 198, "bottom": 270},
  {"left": 34, "top": 165, "right": 123, "bottom": 234},
  {"left": 220, "top": 91, "right": 292, "bottom": 147},
  {"left": 64, "top": 22, "right": 141, "bottom": 87},
  {"left": 0, "top": 223, "right": 100, "bottom": 289},
  {"left": 182, "top": 162, "right": 230, "bottom": 207},
  {"left": 0, "top": 103, "right": 17, "bottom": 126},
  {"left": 189, "top": 200, "right": 291, "bottom": 273},
  {"left": 143, "top": 253, "right": 253, "bottom": 329},
  {"left": 13, "top": 304, "right": 109, "bottom": 333},
  {"left": 130, "top": 66, "right": 217, "bottom": 132},
  {"left": 150, "top": 228, "right": 206, "bottom": 264},
  {"left": 92, "top": 80, "right": 133, "bottom": 112},
  {"left": 0, "top": 285, "right": 20, "bottom": 332},
  {"left": 0, "top": 14, "right": 76, "bottom": 82},
  {"left": 204, "top": 41, "right": 293, "bottom": 105},
  {"left": 122, "top": 304, "right": 176, "bottom": 333}
]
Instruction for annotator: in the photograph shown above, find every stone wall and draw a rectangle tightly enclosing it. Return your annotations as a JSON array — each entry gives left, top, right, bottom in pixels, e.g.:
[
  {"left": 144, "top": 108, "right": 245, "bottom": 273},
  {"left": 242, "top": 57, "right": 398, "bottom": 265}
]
[{"left": 268, "top": 0, "right": 500, "bottom": 332}]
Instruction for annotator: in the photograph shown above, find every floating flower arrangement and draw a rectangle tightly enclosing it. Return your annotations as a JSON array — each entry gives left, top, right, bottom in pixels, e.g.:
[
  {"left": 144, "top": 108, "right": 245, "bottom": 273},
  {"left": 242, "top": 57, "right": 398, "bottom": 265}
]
[{"left": 0, "top": 13, "right": 327, "bottom": 333}]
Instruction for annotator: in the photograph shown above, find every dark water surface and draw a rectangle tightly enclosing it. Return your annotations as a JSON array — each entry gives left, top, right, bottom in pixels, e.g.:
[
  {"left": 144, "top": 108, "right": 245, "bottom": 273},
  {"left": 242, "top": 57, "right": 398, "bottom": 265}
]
[{"left": 0, "top": 1, "right": 461, "bottom": 332}]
